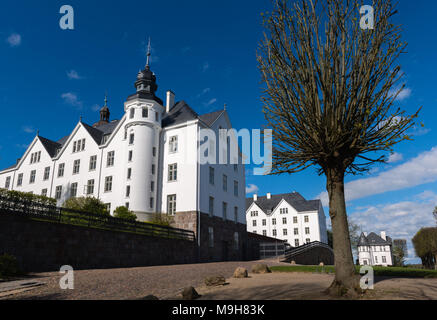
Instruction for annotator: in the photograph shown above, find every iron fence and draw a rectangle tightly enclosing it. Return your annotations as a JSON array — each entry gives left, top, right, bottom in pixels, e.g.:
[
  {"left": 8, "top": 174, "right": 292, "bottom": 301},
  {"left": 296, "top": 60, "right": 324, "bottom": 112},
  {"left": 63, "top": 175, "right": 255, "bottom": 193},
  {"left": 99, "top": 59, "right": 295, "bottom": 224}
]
[{"left": 0, "top": 195, "right": 195, "bottom": 242}]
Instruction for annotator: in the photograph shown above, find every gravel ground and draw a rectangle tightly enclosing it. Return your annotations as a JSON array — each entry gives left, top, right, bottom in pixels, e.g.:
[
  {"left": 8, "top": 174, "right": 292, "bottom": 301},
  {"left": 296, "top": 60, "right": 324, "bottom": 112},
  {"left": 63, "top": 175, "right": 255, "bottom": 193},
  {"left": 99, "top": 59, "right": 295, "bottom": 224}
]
[{"left": 2, "top": 259, "right": 287, "bottom": 300}]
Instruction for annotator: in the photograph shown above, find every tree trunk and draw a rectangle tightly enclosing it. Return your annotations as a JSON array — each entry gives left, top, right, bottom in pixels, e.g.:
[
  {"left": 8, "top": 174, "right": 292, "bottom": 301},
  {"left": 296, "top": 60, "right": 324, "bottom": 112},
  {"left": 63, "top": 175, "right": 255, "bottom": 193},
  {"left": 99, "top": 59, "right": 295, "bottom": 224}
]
[{"left": 325, "top": 168, "right": 360, "bottom": 297}]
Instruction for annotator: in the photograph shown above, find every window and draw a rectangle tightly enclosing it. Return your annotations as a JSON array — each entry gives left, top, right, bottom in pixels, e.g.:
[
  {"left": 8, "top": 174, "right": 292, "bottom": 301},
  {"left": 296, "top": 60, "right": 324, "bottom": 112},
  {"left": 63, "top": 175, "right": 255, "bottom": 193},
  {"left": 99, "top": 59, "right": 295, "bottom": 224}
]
[
  {"left": 251, "top": 211, "right": 259, "bottom": 217},
  {"left": 30, "top": 151, "right": 41, "bottom": 164},
  {"left": 272, "top": 218, "right": 276, "bottom": 225},
  {"left": 151, "top": 164, "right": 155, "bottom": 175},
  {"left": 168, "top": 163, "right": 177, "bottom": 181},
  {"left": 43, "top": 167, "right": 50, "bottom": 181},
  {"left": 89, "top": 155, "right": 97, "bottom": 171},
  {"left": 234, "top": 164, "right": 238, "bottom": 172},
  {"left": 55, "top": 186, "right": 62, "bottom": 200},
  {"left": 155, "top": 111, "right": 159, "bottom": 121},
  {"left": 306, "top": 238, "right": 311, "bottom": 243},
  {"left": 375, "top": 256, "right": 378, "bottom": 264},
  {"left": 209, "top": 197, "right": 214, "bottom": 216},
  {"left": 150, "top": 197, "right": 154, "bottom": 209},
  {"left": 152, "top": 147, "right": 156, "bottom": 157},
  {"left": 262, "top": 219, "right": 266, "bottom": 226},
  {"left": 105, "top": 203, "right": 111, "bottom": 213},
  {"left": 73, "top": 139, "right": 85, "bottom": 153},
  {"left": 5, "top": 177, "right": 11, "bottom": 189},
  {"left": 58, "top": 163, "right": 65, "bottom": 177},
  {"left": 167, "top": 194, "right": 177, "bottom": 215},
  {"left": 283, "top": 229, "right": 288, "bottom": 236},
  {"left": 128, "top": 150, "right": 133, "bottom": 162},
  {"left": 234, "top": 206, "right": 238, "bottom": 223},
  {"left": 104, "top": 176, "right": 112, "bottom": 192},
  {"left": 282, "top": 217, "right": 287, "bottom": 224},
  {"left": 125, "top": 202, "right": 129, "bottom": 209},
  {"left": 124, "top": 130, "right": 127, "bottom": 140},
  {"left": 151, "top": 181, "right": 155, "bottom": 192},
  {"left": 382, "top": 256, "right": 387, "bottom": 263},
  {"left": 280, "top": 208, "right": 289, "bottom": 214},
  {"left": 73, "top": 160, "right": 80, "bottom": 174},
  {"left": 41, "top": 189, "right": 48, "bottom": 197},
  {"left": 129, "top": 133, "right": 135, "bottom": 145},
  {"left": 70, "top": 183, "right": 78, "bottom": 198},
  {"left": 304, "top": 215, "right": 309, "bottom": 223},
  {"left": 305, "top": 227, "right": 310, "bottom": 235},
  {"left": 295, "top": 239, "right": 299, "bottom": 247},
  {"left": 209, "top": 167, "right": 214, "bottom": 185},
  {"left": 87, "top": 179, "right": 95, "bottom": 195},
  {"left": 127, "top": 168, "right": 132, "bottom": 180},
  {"left": 223, "top": 174, "right": 227, "bottom": 191},
  {"left": 208, "top": 227, "right": 214, "bottom": 247},
  {"left": 234, "top": 181, "right": 238, "bottom": 196},
  {"left": 294, "top": 228, "right": 299, "bottom": 235},
  {"left": 130, "top": 108, "right": 135, "bottom": 119},
  {"left": 272, "top": 229, "right": 277, "bottom": 237},
  {"left": 169, "top": 136, "right": 178, "bottom": 153},
  {"left": 222, "top": 202, "right": 227, "bottom": 219},
  {"left": 252, "top": 220, "right": 257, "bottom": 227},
  {"left": 107, "top": 151, "right": 115, "bottom": 167},
  {"left": 142, "top": 108, "right": 148, "bottom": 118},
  {"left": 29, "top": 170, "right": 36, "bottom": 184},
  {"left": 233, "top": 232, "right": 239, "bottom": 250},
  {"left": 126, "top": 185, "right": 131, "bottom": 198},
  {"left": 293, "top": 216, "right": 298, "bottom": 224},
  {"left": 263, "top": 230, "right": 267, "bottom": 236},
  {"left": 17, "top": 173, "right": 23, "bottom": 187}
]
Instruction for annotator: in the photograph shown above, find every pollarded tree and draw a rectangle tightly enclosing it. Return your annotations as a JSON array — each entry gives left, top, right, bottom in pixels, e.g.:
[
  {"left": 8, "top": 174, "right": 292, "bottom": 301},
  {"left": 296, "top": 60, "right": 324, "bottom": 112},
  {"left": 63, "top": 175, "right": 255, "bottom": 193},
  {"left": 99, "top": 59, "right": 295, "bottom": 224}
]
[
  {"left": 412, "top": 227, "right": 437, "bottom": 270},
  {"left": 258, "top": 0, "right": 419, "bottom": 296}
]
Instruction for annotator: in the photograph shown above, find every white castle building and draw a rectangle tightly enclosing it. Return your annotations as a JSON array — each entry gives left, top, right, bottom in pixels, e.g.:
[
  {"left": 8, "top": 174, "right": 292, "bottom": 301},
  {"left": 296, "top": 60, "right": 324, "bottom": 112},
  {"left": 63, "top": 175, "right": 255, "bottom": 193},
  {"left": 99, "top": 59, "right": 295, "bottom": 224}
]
[
  {"left": 246, "top": 192, "right": 328, "bottom": 247},
  {"left": 358, "top": 231, "right": 393, "bottom": 266},
  {"left": 0, "top": 58, "right": 246, "bottom": 225}
]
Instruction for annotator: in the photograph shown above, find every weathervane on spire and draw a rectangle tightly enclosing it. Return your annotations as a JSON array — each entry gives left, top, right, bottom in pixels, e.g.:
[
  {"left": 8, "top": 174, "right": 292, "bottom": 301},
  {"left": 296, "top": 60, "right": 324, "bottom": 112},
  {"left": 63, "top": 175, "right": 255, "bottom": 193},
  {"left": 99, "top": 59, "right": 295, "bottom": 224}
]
[
  {"left": 146, "top": 37, "right": 151, "bottom": 68},
  {"left": 104, "top": 91, "right": 108, "bottom": 106}
]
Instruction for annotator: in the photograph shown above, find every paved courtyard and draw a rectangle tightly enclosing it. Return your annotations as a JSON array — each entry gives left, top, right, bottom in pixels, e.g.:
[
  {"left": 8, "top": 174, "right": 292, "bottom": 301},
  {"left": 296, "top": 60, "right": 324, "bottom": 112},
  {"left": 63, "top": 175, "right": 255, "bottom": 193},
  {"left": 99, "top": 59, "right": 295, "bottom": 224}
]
[{"left": 2, "top": 260, "right": 437, "bottom": 300}]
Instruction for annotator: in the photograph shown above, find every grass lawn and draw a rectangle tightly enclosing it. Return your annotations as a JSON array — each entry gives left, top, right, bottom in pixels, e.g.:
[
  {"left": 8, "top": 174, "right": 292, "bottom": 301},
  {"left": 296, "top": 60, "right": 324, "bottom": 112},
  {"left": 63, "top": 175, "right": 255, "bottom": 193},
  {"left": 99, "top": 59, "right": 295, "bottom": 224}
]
[{"left": 270, "top": 265, "right": 437, "bottom": 278}]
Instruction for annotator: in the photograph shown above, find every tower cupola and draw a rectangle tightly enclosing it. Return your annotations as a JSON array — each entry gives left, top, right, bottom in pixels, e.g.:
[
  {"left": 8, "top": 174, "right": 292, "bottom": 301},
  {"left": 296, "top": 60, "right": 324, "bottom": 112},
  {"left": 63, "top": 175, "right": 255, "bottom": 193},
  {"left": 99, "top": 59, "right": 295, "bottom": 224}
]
[{"left": 93, "top": 94, "right": 111, "bottom": 127}]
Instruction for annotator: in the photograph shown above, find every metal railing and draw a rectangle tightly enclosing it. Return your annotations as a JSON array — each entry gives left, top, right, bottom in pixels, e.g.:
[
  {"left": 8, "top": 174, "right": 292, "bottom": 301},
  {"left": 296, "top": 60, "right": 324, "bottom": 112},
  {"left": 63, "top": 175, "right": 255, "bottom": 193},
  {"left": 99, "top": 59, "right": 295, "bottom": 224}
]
[
  {"left": 0, "top": 195, "right": 195, "bottom": 242},
  {"left": 282, "top": 241, "right": 333, "bottom": 262}
]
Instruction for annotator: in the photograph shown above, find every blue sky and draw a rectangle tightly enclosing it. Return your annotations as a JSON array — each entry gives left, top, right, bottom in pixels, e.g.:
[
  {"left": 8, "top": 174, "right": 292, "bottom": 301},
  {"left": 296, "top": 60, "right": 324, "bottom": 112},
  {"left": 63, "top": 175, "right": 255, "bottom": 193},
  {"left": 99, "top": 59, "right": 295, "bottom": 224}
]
[{"left": 1, "top": 0, "right": 436, "bottom": 262}]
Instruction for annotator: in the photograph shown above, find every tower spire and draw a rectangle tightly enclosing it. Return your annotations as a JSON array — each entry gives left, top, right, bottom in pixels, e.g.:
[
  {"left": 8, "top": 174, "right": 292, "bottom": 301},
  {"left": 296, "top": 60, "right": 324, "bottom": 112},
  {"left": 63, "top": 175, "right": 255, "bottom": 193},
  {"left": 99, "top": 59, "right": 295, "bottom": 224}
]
[{"left": 146, "top": 37, "right": 151, "bottom": 68}]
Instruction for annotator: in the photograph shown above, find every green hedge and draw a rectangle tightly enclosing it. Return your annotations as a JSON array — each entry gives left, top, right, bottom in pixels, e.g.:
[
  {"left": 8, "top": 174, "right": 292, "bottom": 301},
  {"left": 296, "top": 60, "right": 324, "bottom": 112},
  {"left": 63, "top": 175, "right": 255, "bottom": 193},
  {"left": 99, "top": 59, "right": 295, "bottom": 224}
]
[
  {"left": 270, "top": 265, "right": 437, "bottom": 278},
  {"left": 0, "top": 254, "right": 21, "bottom": 279},
  {"left": 0, "top": 188, "right": 56, "bottom": 207}
]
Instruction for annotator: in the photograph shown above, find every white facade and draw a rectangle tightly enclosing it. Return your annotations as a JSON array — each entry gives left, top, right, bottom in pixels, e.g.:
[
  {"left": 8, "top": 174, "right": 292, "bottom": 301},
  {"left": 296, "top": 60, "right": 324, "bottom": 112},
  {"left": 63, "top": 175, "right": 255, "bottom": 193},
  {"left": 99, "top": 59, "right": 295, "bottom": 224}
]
[
  {"left": 0, "top": 64, "right": 246, "bottom": 224},
  {"left": 245, "top": 193, "right": 328, "bottom": 247},
  {"left": 358, "top": 232, "right": 393, "bottom": 267}
]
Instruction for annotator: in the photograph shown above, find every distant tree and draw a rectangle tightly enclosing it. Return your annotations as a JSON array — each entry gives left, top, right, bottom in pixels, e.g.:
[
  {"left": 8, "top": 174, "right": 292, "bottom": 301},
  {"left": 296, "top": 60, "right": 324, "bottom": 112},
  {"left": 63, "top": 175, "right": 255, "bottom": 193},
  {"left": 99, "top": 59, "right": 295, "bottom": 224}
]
[
  {"left": 113, "top": 206, "right": 137, "bottom": 221},
  {"left": 392, "top": 245, "right": 406, "bottom": 267},
  {"left": 327, "top": 230, "right": 333, "bottom": 248},
  {"left": 63, "top": 197, "right": 109, "bottom": 216},
  {"left": 412, "top": 228, "right": 437, "bottom": 270},
  {"left": 258, "top": 0, "right": 419, "bottom": 295}
]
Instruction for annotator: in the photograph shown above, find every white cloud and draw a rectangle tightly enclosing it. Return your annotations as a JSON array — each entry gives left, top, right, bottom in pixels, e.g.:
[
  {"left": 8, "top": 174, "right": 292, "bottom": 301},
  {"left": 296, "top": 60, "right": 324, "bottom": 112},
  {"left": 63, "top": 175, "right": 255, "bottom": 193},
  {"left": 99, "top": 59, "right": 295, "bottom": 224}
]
[
  {"left": 203, "top": 98, "right": 217, "bottom": 107},
  {"left": 349, "top": 191, "right": 437, "bottom": 261},
  {"left": 196, "top": 88, "right": 211, "bottom": 98},
  {"left": 202, "top": 62, "right": 209, "bottom": 72},
  {"left": 61, "top": 92, "right": 83, "bottom": 108},
  {"left": 387, "top": 152, "right": 403, "bottom": 164},
  {"left": 246, "top": 184, "right": 259, "bottom": 194},
  {"left": 318, "top": 147, "right": 437, "bottom": 206},
  {"left": 91, "top": 104, "right": 101, "bottom": 112},
  {"left": 67, "top": 70, "right": 82, "bottom": 80},
  {"left": 389, "top": 86, "right": 412, "bottom": 101},
  {"left": 22, "top": 126, "right": 34, "bottom": 134},
  {"left": 6, "top": 33, "right": 21, "bottom": 47}
]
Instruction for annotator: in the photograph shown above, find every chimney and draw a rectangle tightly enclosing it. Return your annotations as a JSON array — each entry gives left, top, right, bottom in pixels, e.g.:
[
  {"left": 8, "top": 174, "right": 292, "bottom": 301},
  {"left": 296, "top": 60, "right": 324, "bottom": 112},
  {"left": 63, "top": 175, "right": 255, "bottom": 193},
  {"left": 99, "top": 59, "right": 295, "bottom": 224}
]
[
  {"left": 380, "top": 231, "right": 387, "bottom": 241},
  {"left": 253, "top": 194, "right": 258, "bottom": 202},
  {"left": 166, "top": 90, "right": 175, "bottom": 113},
  {"left": 267, "top": 193, "right": 271, "bottom": 199}
]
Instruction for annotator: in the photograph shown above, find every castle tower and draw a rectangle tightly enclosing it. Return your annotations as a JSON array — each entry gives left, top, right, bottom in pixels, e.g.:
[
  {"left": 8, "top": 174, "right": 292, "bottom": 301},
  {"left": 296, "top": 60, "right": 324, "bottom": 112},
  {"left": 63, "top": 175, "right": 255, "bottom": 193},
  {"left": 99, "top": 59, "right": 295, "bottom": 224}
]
[{"left": 123, "top": 42, "right": 165, "bottom": 221}]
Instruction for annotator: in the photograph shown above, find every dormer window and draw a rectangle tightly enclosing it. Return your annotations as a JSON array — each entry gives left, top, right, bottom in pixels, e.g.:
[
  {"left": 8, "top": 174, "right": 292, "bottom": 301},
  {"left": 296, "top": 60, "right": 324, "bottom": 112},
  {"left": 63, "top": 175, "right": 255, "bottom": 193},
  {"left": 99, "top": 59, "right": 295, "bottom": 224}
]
[
  {"left": 73, "top": 139, "right": 85, "bottom": 153},
  {"left": 30, "top": 151, "right": 41, "bottom": 164}
]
